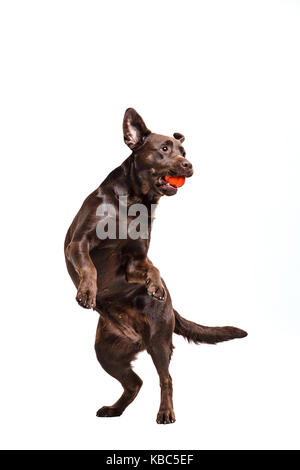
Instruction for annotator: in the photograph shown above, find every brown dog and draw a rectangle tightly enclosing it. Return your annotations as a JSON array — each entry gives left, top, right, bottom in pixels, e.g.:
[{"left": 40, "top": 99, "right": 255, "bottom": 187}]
[{"left": 64, "top": 108, "right": 247, "bottom": 424}]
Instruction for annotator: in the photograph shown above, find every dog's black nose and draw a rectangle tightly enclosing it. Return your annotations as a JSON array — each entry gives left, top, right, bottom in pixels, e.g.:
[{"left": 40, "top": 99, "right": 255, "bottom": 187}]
[{"left": 181, "top": 160, "right": 193, "bottom": 170}]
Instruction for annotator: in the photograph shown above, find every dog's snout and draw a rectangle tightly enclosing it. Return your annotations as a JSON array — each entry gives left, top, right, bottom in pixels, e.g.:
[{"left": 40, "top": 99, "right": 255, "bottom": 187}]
[
  {"left": 181, "top": 160, "right": 192, "bottom": 169},
  {"left": 180, "top": 160, "right": 193, "bottom": 175}
]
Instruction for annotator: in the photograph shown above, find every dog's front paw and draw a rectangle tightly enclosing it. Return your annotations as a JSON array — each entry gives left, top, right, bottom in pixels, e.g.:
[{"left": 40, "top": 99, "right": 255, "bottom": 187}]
[
  {"left": 76, "top": 281, "right": 97, "bottom": 309},
  {"left": 146, "top": 269, "right": 165, "bottom": 301}
]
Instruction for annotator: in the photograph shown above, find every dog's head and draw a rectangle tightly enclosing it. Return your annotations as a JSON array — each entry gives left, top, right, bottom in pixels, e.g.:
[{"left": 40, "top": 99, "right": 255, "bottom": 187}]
[{"left": 123, "top": 108, "right": 193, "bottom": 196}]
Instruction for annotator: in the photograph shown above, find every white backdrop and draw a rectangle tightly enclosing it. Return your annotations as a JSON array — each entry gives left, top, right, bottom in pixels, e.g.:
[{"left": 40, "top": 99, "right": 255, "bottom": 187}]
[{"left": 0, "top": 0, "right": 300, "bottom": 450}]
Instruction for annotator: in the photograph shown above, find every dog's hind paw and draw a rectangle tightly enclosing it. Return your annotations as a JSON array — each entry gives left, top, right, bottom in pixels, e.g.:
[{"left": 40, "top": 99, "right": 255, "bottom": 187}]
[
  {"left": 96, "top": 406, "right": 122, "bottom": 418},
  {"left": 156, "top": 409, "right": 176, "bottom": 424}
]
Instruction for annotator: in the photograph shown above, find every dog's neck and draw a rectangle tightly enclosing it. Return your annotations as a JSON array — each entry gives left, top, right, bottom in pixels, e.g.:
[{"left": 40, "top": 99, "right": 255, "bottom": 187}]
[{"left": 122, "top": 155, "right": 161, "bottom": 205}]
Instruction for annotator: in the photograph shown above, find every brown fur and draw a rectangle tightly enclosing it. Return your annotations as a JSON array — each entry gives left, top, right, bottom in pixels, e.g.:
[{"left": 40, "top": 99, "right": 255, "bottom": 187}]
[{"left": 64, "top": 108, "right": 247, "bottom": 424}]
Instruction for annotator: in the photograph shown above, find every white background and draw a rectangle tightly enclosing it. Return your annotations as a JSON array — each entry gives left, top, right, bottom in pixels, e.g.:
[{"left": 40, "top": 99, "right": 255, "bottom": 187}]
[{"left": 0, "top": 0, "right": 299, "bottom": 450}]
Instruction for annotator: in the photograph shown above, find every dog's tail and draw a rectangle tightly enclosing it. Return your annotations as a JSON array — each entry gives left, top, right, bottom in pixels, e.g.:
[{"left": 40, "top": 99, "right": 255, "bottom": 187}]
[{"left": 173, "top": 309, "right": 247, "bottom": 345}]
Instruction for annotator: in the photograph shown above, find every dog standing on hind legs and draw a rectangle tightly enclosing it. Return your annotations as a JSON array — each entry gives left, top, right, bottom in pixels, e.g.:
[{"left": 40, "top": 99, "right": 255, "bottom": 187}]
[{"left": 64, "top": 108, "right": 247, "bottom": 424}]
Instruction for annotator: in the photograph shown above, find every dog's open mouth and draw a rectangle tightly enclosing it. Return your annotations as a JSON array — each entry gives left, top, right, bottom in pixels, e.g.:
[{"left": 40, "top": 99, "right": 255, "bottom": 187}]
[
  {"left": 155, "top": 175, "right": 186, "bottom": 196},
  {"left": 157, "top": 176, "right": 185, "bottom": 188}
]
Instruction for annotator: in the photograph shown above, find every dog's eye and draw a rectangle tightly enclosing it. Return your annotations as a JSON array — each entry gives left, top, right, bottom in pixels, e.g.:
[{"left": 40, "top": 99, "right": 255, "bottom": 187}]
[{"left": 162, "top": 146, "right": 168, "bottom": 152}]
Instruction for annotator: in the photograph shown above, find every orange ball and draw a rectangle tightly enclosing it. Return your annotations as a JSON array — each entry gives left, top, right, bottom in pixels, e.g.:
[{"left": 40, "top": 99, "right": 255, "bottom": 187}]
[{"left": 164, "top": 175, "right": 186, "bottom": 188}]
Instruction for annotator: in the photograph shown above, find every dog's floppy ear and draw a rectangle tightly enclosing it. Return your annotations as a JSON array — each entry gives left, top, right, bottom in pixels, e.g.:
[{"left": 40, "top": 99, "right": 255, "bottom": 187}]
[
  {"left": 173, "top": 132, "right": 185, "bottom": 143},
  {"left": 123, "top": 108, "right": 151, "bottom": 150}
]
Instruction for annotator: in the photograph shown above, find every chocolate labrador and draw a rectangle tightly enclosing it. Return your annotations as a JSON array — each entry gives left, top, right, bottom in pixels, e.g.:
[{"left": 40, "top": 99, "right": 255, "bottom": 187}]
[{"left": 64, "top": 108, "right": 247, "bottom": 424}]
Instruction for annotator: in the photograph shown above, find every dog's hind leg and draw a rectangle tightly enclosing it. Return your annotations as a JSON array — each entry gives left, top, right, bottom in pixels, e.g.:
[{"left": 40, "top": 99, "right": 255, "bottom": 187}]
[
  {"left": 94, "top": 317, "right": 143, "bottom": 418},
  {"left": 146, "top": 307, "right": 175, "bottom": 425},
  {"left": 148, "top": 340, "right": 175, "bottom": 424}
]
